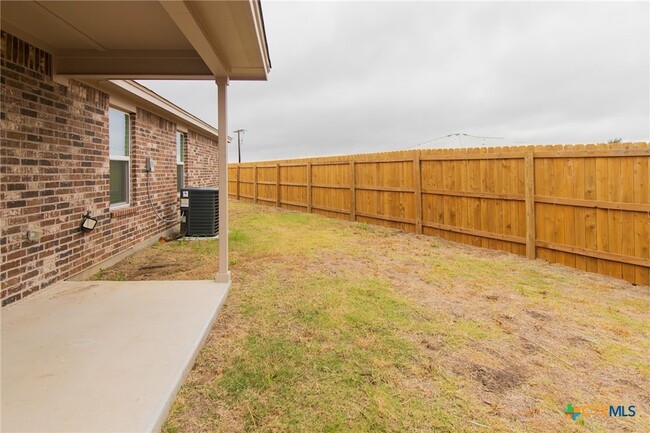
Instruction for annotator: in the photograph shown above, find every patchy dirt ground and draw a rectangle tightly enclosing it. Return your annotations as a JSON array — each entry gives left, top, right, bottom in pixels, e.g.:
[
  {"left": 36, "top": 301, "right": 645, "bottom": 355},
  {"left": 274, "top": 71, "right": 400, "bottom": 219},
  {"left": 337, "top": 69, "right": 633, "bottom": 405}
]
[
  {"left": 94, "top": 202, "right": 650, "bottom": 433},
  {"left": 92, "top": 236, "right": 217, "bottom": 281}
]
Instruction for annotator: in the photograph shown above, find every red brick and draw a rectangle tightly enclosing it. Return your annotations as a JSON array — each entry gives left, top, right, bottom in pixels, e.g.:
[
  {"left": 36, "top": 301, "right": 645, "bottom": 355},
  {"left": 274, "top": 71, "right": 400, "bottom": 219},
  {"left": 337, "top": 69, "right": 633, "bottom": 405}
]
[{"left": 1, "top": 31, "right": 218, "bottom": 307}]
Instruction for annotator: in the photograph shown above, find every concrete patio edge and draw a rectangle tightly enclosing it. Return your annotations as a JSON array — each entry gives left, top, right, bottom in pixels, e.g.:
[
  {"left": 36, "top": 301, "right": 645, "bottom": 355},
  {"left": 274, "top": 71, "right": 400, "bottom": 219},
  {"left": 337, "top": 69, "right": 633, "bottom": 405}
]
[
  {"left": 1, "top": 279, "right": 231, "bottom": 433},
  {"left": 150, "top": 281, "right": 231, "bottom": 432}
]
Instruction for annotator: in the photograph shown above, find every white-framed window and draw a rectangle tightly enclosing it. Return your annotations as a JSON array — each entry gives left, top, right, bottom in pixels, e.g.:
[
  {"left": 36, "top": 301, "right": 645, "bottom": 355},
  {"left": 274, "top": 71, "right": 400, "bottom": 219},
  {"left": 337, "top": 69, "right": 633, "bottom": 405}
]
[
  {"left": 177, "top": 131, "right": 185, "bottom": 192},
  {"left": 109, "top": 107, "right": 131, "bottom": 206}
]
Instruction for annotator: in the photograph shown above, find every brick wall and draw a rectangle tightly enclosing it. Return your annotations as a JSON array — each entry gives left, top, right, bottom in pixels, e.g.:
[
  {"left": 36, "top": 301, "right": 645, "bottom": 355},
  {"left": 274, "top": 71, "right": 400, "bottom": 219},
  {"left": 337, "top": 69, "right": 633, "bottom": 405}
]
[
  {"left": 132, "top": 108, "right": 181, "bottom": 224},
  {"left": 1, "top": 32, "right": 219, "bottom": 307},
  {"left": 186, "top": 130, "right": 219, "bottom": 187}
]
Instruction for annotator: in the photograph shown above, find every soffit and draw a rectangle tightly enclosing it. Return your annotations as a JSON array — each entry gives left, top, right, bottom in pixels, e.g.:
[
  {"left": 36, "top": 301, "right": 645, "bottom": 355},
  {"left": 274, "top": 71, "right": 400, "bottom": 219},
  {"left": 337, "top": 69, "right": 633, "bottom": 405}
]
[{"left": 0, "top": 0, "right": 270, "bottom": 80}]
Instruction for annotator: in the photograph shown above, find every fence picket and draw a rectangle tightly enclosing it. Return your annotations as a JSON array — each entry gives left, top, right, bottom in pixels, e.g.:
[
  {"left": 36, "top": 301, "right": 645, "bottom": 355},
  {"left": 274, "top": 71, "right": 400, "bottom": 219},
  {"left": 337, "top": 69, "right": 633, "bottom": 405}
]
[{"left": 229, "top": 142, "right": 649, "bottom": 285}]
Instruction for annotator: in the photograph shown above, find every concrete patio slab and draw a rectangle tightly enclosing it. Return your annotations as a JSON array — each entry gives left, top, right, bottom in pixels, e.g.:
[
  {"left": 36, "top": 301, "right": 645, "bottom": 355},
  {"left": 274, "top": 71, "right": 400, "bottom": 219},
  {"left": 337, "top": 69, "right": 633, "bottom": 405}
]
[{"left": 1, "top": 280, "right": 230, "bottom": 433}]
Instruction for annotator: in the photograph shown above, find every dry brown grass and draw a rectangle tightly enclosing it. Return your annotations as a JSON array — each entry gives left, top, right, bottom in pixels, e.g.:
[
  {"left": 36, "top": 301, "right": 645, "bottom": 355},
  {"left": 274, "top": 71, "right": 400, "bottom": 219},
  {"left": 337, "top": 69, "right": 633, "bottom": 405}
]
[{"left": 95, "top": 202, "right": 650, "bottom": 432}]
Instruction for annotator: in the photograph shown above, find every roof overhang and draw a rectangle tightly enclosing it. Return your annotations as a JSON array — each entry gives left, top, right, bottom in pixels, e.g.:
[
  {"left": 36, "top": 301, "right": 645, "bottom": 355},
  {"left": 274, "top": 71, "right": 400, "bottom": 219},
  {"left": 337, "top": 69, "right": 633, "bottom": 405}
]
[
  {"left": 93, "top": 80, "right": 221, "bottom": 141},
  {"left": 0, "top": 0, "right": 271, "bottom": 81}
]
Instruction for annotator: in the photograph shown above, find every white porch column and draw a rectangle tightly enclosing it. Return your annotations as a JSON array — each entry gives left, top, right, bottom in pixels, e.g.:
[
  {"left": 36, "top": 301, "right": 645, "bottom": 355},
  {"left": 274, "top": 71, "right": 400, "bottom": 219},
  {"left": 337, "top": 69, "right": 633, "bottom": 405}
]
[{"left": 216, "top": 77, "right": 230, "bottom": 283}]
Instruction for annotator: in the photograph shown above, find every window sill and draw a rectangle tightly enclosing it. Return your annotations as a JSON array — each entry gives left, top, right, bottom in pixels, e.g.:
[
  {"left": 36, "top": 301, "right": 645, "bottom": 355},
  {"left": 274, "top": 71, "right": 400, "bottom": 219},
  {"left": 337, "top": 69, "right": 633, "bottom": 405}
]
[{"left": 110, "top": 207, "right": 137, "bottom": 219}]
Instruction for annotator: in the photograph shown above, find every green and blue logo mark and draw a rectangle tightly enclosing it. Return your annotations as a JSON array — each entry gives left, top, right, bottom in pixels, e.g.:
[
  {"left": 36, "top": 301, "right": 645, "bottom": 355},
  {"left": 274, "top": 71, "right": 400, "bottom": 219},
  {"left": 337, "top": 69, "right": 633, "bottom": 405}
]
[
  {"left": 564, "top": 404, "right": 581, "bottom": 421},
  {"left": 564, "top": 403, "right": 636, "bottom": 421}
]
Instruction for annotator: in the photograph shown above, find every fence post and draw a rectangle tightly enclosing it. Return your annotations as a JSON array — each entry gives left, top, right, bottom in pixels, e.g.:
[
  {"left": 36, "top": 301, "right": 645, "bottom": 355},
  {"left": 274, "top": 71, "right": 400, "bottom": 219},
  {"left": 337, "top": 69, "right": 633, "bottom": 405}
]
[
  {"left": 276, "top": 164, "right": 281, "bottom": 207},
  {"left": 525, "top": 149, "right": 536, "bottom": 259},
  {"left": 253, "top": 165, "right": 258, "bottom": 204},
  {"left": 236, "top": 165, "right": 240, "bottom": 200},
  {"left": 350, "top": 160, "right": 356, "bottom": 221},
  {"left": 307, "top": 162, "right": 312, "bottom": 213},
  {"left": 413, "top": 150, "right": 423, "bottom": 234}
]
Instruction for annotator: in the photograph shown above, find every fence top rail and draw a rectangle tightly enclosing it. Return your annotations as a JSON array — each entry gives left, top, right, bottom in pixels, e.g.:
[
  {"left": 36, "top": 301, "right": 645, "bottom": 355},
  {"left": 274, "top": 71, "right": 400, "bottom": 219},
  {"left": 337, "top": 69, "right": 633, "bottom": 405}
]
[
  {"left": 534, "top": 149, "right": 650, "bottom": 158},
  {"left": 311, "top": 183, "right": 351, "bottom": 189},
  {"left": 310, "top": 161, "right": 352, "bottom": 166},
  {"left": 277, "top": 163, "right": 309, "bottom": 167},
  {"left": 228, "top": 142, "right": 647, "bottom": 168},
  {"left": 420, "top": 153, "right": 526, "bottom": 161},
  {"left": 354, "top": 158, "right": 414, "bottom": 164},
  {"left": 239, "top": 164, "right": 278, "bottom": 169},
  {"left": 233, "top": 149, "right": 649, "bottom": 167}
]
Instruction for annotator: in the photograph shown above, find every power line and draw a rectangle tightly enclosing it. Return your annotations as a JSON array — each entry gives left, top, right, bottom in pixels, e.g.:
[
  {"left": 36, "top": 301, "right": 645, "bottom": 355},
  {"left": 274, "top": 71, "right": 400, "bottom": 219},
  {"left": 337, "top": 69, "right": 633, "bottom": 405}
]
[
  {"left": 406, "top": 132, "right": 522, "bottom": 150},
  {"left": 461, "top": 132, "right": 504, "bottom": 140},
  {"left": 405, "top": 133, "right": 459, "bottom": 149}
]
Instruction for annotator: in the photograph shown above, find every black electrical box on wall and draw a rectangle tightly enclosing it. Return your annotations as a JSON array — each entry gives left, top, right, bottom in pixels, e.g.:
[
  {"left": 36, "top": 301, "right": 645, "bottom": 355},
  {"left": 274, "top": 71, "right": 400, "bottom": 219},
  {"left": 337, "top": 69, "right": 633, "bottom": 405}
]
[{"left": 180, "top": 187, "right": 219, "bottom": 237}]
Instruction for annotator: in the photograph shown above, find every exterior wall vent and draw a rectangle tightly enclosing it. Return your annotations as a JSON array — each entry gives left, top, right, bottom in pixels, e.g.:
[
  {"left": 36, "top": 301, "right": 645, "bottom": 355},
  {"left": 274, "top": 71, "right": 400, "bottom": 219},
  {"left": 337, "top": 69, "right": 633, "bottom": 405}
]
[{"left": 1, "top": 31, "right": 52, "bottom": 77}]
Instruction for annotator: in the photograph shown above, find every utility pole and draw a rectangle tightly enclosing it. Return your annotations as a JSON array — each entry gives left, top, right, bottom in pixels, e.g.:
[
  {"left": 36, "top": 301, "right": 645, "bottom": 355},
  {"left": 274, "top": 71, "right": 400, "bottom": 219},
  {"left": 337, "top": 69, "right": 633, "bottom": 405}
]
[{"left": 233, "top": 129, "right": 245, "bottom": 163}]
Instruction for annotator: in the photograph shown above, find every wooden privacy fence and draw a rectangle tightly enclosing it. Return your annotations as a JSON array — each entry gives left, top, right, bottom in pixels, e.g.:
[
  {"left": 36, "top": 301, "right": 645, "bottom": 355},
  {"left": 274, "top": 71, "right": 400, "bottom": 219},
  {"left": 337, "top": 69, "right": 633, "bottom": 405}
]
[{"left": 228, "top": 142, "right": 650, "bottom": 286}]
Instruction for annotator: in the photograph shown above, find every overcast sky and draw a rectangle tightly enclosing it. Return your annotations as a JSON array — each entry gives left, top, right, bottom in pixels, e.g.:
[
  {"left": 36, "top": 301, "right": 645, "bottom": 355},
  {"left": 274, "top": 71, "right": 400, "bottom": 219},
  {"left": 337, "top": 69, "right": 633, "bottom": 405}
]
[{"left": 140, "top": 0, "right": 650, "bottom": 162}]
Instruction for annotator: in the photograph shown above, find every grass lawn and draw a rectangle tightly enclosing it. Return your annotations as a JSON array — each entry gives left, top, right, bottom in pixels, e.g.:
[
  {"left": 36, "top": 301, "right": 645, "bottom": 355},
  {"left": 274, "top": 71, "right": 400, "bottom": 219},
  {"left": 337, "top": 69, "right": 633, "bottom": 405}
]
[{"left": 94, "top": 202, "right": 649, "bottom": 433}]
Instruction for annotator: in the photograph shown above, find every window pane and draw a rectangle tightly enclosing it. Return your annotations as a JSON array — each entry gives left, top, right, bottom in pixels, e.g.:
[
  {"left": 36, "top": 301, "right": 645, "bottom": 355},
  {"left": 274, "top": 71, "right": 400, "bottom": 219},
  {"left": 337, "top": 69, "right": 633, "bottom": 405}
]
[
  {"left": 177, "top": 164, "right": 184, "bottom": 192},
  {"left": 176, "top": 132, "right": 185, "bottom": 163},
  {"left": 110, "top": 160, "right": 128, "bottom": 204},
  {"left": 109, "top": 108, "right": 129, "bottom": 157}
]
